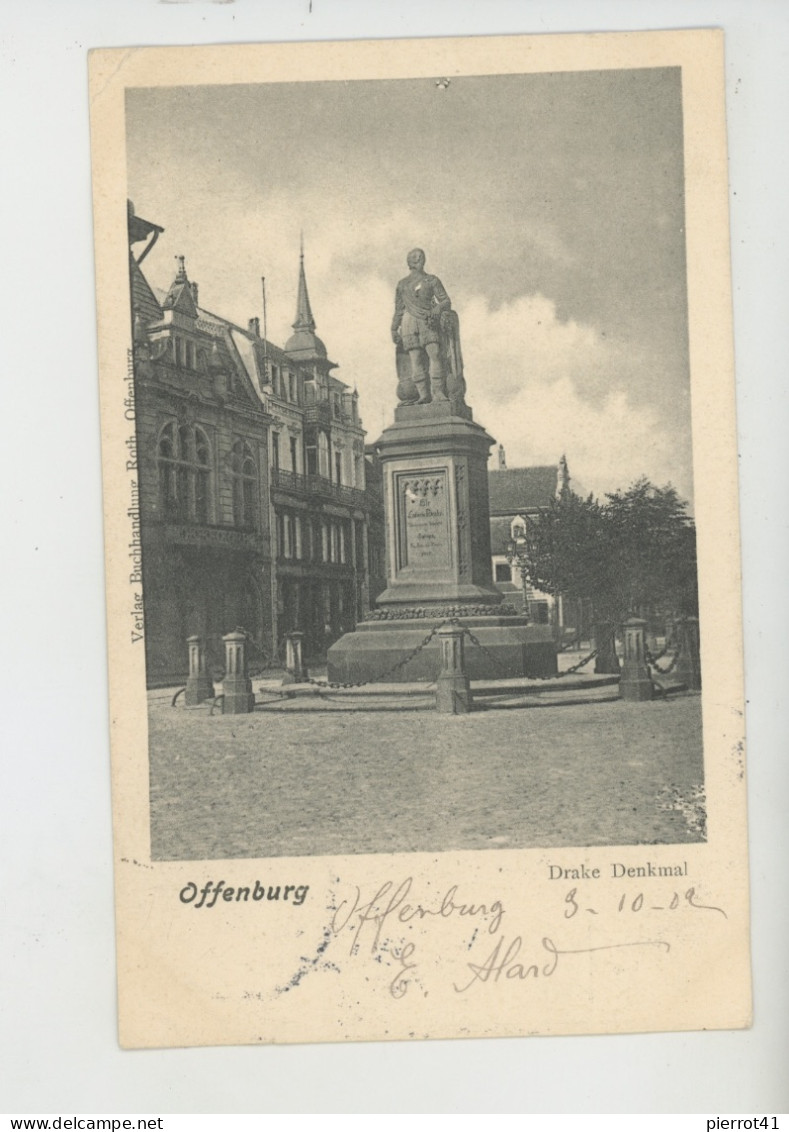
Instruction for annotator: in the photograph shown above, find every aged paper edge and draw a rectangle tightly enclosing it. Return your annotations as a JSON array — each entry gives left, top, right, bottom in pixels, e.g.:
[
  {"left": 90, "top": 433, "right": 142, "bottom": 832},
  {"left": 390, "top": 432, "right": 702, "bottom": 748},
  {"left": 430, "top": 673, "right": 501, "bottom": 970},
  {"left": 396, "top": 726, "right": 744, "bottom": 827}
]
[{"left": 89, "top": 29, "right": 751, "bottom": 1049}]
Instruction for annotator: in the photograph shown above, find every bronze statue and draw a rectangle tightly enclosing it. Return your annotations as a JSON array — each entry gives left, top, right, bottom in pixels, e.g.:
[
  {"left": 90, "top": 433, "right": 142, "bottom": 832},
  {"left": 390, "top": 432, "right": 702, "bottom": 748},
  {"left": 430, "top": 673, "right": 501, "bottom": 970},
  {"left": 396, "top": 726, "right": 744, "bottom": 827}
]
[{"left": 391, "top": 249, "right": 467, "bottom": 408}]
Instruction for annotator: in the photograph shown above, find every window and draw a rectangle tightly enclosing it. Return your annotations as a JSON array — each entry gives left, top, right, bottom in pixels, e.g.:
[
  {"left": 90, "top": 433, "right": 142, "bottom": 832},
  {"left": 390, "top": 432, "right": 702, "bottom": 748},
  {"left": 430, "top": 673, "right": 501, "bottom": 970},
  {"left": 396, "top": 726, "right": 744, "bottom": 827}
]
[
  {"left": 157, "top": 421, "right": 212, "bottom": 524},
  {"left": 355, "top": 520, "right": 365, "bottom": 571},
  {"left": 495, "top": 563, "right": 512, "bottom": 582},
  {"left": 288, "top": 372, "right": 297, "bottom": 403},
  {"left": 335, "top": 451, "right": 343, "bottom": 484},
  {"left": 194, "top": 430, "right": 210, "bottom": 523},
  {"left": 289, "top": 436, "right": 299, "bottom": 473},
  {"left": 293, "top": 516, "right": 303, "bottom": 559},
  {"left": 318, "top": 433, "right": 330, "bottom": 478},
  {"left": 271, "top": 432, "right": 280, "bottom": 471},
  {"left": 330, "top": 524, "right": 339, "bottom": 563},
  {"left": 231, "top": 439, "right": 257, "bottom": 529}
]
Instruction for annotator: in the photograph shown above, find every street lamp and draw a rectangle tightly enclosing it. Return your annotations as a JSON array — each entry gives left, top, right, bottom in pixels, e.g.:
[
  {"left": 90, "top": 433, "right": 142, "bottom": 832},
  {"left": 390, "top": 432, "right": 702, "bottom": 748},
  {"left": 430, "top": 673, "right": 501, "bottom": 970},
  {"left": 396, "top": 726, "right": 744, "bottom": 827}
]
[{"left": 505, "top": 531, "right": 530, "bottom": 621}]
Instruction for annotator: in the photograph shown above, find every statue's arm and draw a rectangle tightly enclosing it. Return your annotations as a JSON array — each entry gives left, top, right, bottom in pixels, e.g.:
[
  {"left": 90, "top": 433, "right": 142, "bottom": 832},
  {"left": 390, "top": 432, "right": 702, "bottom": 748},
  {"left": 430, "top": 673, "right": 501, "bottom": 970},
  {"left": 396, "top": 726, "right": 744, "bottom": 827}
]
[
  {"left": 391, "top": 281, "right": 405, "bottom": 339},
  {"left": 431, "top": 274, "right": 451, "bottom": 316}
]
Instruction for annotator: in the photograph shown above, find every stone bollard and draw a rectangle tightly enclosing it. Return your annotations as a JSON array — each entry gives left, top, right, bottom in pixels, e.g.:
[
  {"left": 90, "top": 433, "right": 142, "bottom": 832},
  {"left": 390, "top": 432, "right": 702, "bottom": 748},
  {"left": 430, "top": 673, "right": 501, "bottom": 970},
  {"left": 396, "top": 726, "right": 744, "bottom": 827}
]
[
  {"left": 184, "top": 635, "right": 214, "bottom": 705},
  {"left": 435, "top": 624, "right": 472, "bottom": 714},
  {"left": 619, "top": 617, "right": 653, "bottom": 702},
  {"left": 674, "top": 616, "right": 702, "bottom": 691},
  {"left": 221, "top": 630, "right": 255, "bottom": 714},
  {"left": 282, "top": 631, "right": 306, "bottom": 685}
]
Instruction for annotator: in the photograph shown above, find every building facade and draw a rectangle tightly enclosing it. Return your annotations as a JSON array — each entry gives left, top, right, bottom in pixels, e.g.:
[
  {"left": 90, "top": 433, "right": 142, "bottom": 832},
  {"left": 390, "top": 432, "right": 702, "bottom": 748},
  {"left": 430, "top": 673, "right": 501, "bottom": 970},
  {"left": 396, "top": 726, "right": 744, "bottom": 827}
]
[
  {"left": 234, "top": 252, "right": 373, "bottom": 659},
  {"left": 129, "top": 209, "right": 275, "bottom": 685},
  {"left": 129, "top": 203, "right": 378, "bottom": 683},
  {"left": 488, "top": 449, "right": 585, "bottom": 636}
]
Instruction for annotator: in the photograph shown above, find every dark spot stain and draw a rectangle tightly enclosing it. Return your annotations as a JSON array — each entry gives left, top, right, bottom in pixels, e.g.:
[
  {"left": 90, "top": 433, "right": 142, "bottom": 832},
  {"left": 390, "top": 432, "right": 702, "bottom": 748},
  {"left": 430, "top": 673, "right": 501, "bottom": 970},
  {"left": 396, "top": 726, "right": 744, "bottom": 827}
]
[{"left": 275, "top": 925, "right": 338, "bottom": 995}]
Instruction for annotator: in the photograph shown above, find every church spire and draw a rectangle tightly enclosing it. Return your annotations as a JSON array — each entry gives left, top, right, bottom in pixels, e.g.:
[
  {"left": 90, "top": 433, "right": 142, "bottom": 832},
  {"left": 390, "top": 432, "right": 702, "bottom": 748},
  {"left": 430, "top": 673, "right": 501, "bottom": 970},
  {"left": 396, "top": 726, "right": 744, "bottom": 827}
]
[
  {"left": 292, "top": 234, "right": 316, "bottom": 332},
  {"left": 285, "top": 237, "right": 333, "bottom": 367}
]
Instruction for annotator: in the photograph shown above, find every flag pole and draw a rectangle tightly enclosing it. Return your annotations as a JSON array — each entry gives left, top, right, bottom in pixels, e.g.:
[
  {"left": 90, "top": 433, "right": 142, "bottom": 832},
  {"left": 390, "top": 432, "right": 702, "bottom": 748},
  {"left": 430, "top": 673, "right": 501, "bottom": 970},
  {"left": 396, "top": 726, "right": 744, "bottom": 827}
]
[{"left": 261, "top": 275, "right": 269, "bottom": 385}]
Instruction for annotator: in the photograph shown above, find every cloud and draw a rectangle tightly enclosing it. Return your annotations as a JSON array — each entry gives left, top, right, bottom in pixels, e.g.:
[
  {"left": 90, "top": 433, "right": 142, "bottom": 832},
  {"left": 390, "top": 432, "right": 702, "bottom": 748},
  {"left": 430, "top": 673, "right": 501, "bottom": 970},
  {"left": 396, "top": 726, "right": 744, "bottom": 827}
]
[{"left": 136, "top": 189, "right": 693, "bottom": 505}]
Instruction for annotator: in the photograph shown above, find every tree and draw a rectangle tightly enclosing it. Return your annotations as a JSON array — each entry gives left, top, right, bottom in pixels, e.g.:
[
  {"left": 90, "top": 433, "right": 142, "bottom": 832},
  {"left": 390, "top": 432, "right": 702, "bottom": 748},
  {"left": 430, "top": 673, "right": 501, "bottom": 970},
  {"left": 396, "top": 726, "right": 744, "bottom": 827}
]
[
  {"left": 603, "top": 480, "right": 698, "bottom": 623},
  {"left": 508, "top": 479, "right": 698, "bottom": 673}
]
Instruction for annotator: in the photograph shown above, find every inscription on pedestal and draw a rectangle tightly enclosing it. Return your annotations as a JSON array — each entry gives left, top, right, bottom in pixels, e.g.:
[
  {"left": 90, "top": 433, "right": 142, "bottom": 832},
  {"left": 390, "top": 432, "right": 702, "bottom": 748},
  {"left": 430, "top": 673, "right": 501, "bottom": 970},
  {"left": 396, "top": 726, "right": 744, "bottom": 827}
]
[{"left": 398, "top": 472, "right": 451, "bottom": 571}]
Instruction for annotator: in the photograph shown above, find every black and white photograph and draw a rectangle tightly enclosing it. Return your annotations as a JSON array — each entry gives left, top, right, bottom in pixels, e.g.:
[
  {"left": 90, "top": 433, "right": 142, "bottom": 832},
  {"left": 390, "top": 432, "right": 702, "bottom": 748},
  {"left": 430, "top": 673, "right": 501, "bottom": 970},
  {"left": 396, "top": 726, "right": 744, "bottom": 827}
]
[{"left": 126, "top": 65, "right": 705, "bottom": 862}]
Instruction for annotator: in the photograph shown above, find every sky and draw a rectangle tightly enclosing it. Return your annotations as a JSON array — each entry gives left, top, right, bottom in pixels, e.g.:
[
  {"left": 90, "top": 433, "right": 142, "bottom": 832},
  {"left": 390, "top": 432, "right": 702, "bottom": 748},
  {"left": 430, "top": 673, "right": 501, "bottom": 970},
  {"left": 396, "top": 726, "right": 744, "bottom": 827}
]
[{"left": 126, "top": 67, "right": 693, "bottom": 504}]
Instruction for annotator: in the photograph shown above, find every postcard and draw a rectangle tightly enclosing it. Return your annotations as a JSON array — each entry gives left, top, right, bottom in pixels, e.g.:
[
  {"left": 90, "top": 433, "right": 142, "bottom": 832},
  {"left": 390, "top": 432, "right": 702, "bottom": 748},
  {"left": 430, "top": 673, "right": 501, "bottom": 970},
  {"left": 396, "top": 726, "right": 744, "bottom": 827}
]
[{"left": 89, "top": 29, "right": 750, "bottom": 1048}]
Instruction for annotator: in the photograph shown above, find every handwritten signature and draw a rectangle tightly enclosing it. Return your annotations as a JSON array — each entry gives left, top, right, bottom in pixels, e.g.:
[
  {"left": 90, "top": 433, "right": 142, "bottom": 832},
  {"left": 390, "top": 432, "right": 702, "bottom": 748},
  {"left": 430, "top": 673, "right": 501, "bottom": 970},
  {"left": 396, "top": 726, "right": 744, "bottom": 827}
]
[{"left": 453, "top": 934, "right": 671, "bottom": 993}]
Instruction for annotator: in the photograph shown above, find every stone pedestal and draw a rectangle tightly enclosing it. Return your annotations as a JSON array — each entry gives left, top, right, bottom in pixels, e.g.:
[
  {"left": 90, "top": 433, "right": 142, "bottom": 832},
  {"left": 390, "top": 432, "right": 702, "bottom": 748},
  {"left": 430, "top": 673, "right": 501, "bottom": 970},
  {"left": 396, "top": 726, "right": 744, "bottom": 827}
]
[
  {"left": 184, "top": 635, "right": 214, "bottom": 705},
  {"left": 435, "top": 624, "right": 472, "bottom": 713},
  {"left": 327, "top": 402, "right": 558, "bottom": 684},
  {"left": 328, "top": 614, "right": 555, "bottom": 683},
  {"left": 221, "top": 630, "right": 255, "bottom": 714},
  {"left": 620, "top": 617, "right": 653, "bottom": 702},
  {"left": 282, "top": 631, "right": 306, "bottom": 685},
  {"left": 375, "top": 401, "right": 502, "bottom": 607}
]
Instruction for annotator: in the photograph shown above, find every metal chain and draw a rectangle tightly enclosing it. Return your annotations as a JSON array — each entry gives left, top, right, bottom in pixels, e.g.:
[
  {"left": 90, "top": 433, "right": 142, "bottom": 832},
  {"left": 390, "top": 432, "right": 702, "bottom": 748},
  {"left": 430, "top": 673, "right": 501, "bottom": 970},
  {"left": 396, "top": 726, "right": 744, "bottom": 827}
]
[
  {"left": 553, "top": 648, "right": 599, "bottom": 677},
  {"left": 203, "top": 619, "right": 602, "bottom": 707},
  {"left": 647, "top": 629, "right": 677, "bottom": 664},
  {"left": 558, "top": 638, "right": 584, "bottom": 653},
  {"left": 645, "top": 648, "right": 679, "bottom": 676},
  {"left": 302, "top": 622, "right": 447, "bottom": 690},
  {"left": 461, "top": 626, "right": 598, "bottom": 681}
]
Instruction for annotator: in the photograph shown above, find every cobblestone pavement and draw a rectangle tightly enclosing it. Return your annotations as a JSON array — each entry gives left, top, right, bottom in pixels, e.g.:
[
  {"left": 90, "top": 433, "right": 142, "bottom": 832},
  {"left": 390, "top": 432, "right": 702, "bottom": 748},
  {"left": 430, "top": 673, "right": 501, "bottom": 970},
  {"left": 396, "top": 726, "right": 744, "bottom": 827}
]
[{"left": 148, "top": 691, "right": 704, "bottom": 860}]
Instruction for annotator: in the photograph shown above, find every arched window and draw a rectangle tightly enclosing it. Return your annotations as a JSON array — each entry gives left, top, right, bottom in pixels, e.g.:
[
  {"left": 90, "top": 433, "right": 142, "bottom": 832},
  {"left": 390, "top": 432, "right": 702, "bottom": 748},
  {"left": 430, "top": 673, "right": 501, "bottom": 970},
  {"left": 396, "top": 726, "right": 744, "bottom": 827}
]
[
  {"left": 158, "top": 421, "right": 212, "bottom": 524},
  {"left": 158, "top": 422, "right": 177, "bottom": 517},
  {"left": 510, "top": 515, "right": 528, "bottom": 541},
  {"left": 194, "top": 430, "right": 210, "bottom": 523},
  {"left": 231, "top": 439, "right": 257, "bottom": 529}
]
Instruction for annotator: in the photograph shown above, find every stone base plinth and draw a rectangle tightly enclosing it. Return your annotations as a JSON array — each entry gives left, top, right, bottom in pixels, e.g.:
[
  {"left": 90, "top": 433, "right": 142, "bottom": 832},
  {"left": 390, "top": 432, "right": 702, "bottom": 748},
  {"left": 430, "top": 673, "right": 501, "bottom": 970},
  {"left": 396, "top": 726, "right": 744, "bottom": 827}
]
[
  {"left": 184, "top": 675, "right": 215, "bottom": 706},
  {"left": 222, "top": 675, "right": 255, "bottom": 714},
  {"left": 327, "top": 616, "right": 557, "bottom": 684},
  {"left": 436, "top": 673, "right": 472, "bottom": 713},
  {"left": 619, "top": 663, "right": 654, "bottom": 702}
]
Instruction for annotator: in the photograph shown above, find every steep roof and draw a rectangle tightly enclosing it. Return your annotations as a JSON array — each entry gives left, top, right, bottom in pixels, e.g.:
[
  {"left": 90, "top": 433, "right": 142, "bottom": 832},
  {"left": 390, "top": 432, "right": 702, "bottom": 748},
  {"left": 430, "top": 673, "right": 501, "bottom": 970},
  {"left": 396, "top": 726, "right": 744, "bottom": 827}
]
[
  {"left": 130, "top": 257, "right": 163, "bottom": 325},
  {"left": 284, "top": 247, "right": 332, "bottom": 364},
  {"left": 488, "top": 466, "right": 560, "bottom": 515},
  {"left": 490, "top": 516, "right": 516, "bottom": 554},
  {"left": 161, "top": 257, "right": 198, "bottom": 318}
]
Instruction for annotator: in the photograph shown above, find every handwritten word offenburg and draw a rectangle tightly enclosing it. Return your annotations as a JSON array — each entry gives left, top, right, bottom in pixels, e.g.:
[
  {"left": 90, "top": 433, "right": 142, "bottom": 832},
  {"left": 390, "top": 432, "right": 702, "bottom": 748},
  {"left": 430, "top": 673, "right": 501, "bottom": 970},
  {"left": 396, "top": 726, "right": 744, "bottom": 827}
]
[{"left": 331, "top": 877, "right": 504, "bottom": 956}]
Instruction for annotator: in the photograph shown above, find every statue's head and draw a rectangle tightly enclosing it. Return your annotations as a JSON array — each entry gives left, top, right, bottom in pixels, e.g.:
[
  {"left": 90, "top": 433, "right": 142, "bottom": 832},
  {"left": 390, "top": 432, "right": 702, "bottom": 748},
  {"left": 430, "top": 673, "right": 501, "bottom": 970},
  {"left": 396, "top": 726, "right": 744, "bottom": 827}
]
[{"left": 407, "top": 248, "right": 426, "bottom": 270}]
